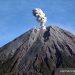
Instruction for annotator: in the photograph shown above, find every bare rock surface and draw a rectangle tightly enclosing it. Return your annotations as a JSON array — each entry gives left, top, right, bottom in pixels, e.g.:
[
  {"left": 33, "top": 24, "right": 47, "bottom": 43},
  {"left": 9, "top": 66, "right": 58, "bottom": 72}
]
[{"left": 0, "top": 26, "right": 75, "bottom": 75}]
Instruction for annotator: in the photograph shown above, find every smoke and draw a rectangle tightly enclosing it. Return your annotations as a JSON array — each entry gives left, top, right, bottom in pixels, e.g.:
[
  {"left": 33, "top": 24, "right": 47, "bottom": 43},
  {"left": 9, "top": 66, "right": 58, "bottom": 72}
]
[{"left": 33, "top": 8, "right": 47, "bottom": 25}]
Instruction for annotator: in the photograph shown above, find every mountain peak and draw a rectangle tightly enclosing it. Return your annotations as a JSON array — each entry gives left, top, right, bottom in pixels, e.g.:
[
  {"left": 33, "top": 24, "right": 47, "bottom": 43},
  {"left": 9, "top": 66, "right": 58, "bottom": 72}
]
[{"left": 0, "top": 25, "right": 75, "bottom": 75}]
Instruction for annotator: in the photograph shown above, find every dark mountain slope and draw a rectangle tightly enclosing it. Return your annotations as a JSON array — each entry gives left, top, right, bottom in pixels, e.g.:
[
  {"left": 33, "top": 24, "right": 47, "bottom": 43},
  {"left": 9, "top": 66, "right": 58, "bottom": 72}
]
[{"left": 0, "top": 26, "right": 75, "bottom": 75}]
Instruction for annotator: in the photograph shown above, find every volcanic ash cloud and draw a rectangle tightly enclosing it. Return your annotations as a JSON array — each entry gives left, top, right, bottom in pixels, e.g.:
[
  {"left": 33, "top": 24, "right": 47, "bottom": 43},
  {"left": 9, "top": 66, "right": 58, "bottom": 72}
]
[{"left": 33, "top": 8, "right": 47, "bottom": 29}]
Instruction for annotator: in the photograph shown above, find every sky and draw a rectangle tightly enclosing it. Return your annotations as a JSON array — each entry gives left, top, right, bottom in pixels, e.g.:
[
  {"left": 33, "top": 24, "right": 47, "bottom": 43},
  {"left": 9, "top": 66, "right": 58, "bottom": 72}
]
[{"left": 0, "top": 0, "right": 75, "bottom": 47}]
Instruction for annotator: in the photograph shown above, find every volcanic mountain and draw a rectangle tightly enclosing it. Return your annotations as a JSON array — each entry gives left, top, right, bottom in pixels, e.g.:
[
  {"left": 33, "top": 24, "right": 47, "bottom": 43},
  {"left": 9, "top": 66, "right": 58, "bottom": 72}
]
[{"left": 0, "top": 26, "right": 75, "bottom": 75}]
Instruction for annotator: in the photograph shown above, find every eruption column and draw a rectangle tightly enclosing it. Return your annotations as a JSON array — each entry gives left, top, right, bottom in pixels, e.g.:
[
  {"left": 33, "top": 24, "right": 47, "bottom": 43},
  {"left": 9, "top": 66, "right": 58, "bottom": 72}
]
[{"left": 33, "top": 8, "right": 47, "bottom": 30}]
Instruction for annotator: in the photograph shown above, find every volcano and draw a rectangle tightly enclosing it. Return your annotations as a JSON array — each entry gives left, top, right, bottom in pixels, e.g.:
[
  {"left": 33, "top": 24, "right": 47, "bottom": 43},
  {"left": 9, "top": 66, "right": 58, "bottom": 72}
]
[{"left": 0, "top": 26, "right": 75, "bottom": 75}]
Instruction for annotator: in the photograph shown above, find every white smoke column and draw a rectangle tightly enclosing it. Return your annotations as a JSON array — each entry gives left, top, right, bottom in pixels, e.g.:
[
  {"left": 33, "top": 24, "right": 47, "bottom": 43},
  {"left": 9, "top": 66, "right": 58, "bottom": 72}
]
[{"left": 33, "top": 8, "right": 47, "bottom": 29}]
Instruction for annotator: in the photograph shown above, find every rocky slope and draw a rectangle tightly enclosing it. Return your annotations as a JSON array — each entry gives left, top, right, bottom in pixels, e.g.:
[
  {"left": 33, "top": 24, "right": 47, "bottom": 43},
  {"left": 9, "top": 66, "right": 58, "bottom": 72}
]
[{"left": 0, "top": 26, "right": 75, "bottom": 75}]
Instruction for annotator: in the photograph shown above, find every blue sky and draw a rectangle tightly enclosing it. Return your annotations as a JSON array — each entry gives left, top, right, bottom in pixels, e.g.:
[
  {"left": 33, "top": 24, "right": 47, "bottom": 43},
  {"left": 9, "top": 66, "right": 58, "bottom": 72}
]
[{"left": 0, "top": 0, "right": 75, "bottom": 47}]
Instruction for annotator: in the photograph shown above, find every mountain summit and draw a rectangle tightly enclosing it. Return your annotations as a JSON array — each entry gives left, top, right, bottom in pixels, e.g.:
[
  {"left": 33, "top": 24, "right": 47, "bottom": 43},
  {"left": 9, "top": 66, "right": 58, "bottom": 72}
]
[{"left": 0, "top": 26, "right": 75, "bottom": 75}]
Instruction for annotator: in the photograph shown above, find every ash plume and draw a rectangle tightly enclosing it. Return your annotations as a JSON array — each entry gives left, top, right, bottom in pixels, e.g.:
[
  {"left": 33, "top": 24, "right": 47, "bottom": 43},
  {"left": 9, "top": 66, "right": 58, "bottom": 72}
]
[{"left": 33, "top": 8, "right": 47, "bottom": 29}]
